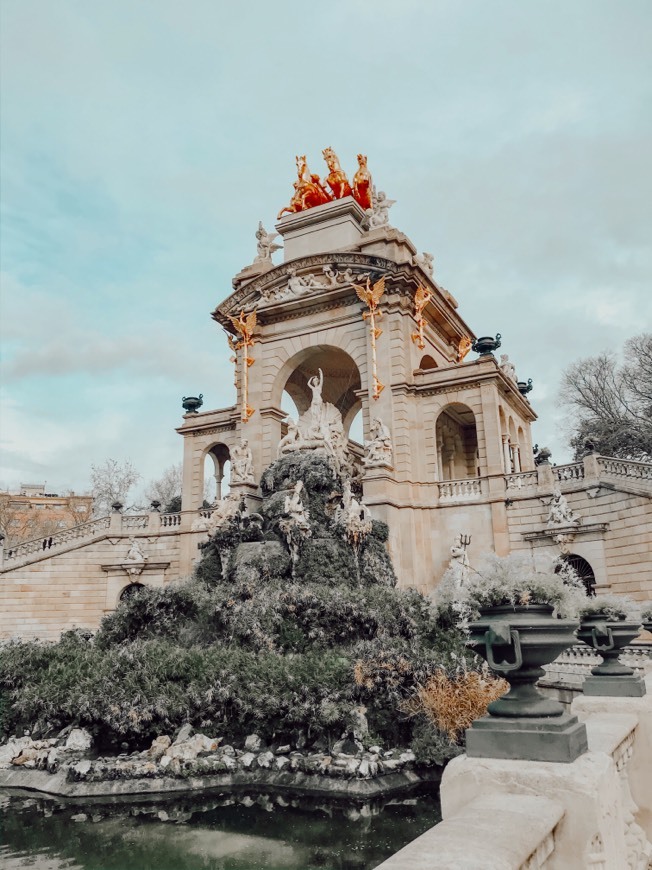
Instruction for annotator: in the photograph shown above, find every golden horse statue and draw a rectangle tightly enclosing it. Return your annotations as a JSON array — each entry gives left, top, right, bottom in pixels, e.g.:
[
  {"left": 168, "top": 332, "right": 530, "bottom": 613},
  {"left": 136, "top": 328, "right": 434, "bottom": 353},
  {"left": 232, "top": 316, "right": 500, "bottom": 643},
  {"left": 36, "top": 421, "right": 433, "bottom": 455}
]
[
  {"left": 278, "top": 155, "right": 332, "bottom": 219},
  {"left": 322, "top": 147, "right": 352, "bottom": 199},
  {"left": 352, "top": 154, "right": 372, "bottom": 210}
]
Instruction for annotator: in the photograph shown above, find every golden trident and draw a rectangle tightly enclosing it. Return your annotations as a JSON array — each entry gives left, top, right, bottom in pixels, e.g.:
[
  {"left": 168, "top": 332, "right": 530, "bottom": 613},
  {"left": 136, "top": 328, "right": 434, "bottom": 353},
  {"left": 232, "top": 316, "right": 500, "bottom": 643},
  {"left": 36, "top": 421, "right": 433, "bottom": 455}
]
[
  {"left": 226, "top": 309, "right": 257, "bottom": 422},
  {"left": 353, "top": 275, "right": 386, "bottom": 400},
  {"left": 410, "top": 285, "right": 433, "bottom": 350}
]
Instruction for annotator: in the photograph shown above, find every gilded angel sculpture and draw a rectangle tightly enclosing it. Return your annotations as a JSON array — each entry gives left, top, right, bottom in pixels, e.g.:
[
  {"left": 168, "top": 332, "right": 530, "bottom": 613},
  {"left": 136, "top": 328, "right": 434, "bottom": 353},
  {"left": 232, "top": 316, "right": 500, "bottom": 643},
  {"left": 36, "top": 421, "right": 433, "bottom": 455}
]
[
  {"left": 227, "top": 310, "right": 256, "bottom": 345},
  {"left": 353, "top": 276, "right": 386, "bottom": 318}
]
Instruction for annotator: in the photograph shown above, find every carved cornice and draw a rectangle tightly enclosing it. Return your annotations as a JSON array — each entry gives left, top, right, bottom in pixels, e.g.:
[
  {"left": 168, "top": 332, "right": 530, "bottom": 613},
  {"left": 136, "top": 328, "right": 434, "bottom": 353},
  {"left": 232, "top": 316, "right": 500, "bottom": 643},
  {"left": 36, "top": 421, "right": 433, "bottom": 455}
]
[
  {"left": 190, "top": 423, "right": 237, "bottom": 437},
  {"left": 216, "top": 253, "right": 399, "bottom": 325},
  {"left": 522, "top": 523, "right": 608, "bottom": 542}
]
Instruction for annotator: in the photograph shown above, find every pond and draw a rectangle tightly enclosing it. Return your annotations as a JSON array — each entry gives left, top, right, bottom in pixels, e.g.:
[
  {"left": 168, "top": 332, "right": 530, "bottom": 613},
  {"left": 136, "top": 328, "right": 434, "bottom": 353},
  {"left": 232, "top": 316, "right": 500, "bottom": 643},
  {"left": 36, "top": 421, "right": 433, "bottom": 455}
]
[{"left": 0, "top": 784, "right": 441, "bottom": 870}]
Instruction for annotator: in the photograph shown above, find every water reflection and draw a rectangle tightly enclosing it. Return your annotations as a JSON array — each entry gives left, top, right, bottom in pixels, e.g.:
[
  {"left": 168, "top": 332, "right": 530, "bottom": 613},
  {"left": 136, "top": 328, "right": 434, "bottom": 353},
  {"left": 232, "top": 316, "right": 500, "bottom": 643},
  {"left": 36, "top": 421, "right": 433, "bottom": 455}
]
[{"left": 1, "top": 785, "right": 440, "bottom": 870}]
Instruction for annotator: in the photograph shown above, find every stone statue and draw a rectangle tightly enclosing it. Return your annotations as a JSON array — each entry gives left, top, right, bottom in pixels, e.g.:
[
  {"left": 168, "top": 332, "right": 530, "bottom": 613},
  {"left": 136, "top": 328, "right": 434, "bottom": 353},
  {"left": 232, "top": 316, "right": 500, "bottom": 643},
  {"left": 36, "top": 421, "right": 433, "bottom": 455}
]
[
  {"left": 368, "top": 186, "right": 396, "bottom": 229},
  {"left": 499, "top": 354, "right": 518, "bottom": 383},
  {"left": 337, "top": 479, "right": 372, "bottom": 545},
  {"left": 125, "top": 537, "right": 147, "bottom": 563},
  {"left": 547, "top": 488, "right": 581, "bottom": 527},
  {"left": 206, "top": 492, "right": 242, "bottom": 534},
  {"left": 307, "top": 369, "right": 324, "bottom": 436},
  {"left": 283, "top": 481, "right": 311, "bottom": 531},
  {"left": 414, "top": 251, "right": 434, "bottom": 277},
  {"left": 278, "top": 417, "right": 303, "bottom": 456},
  {"left": 448, "top": 534, "right": 470, "bottom": 589},
  {"left": 254, "top": 222, "right": 281, "bottom": 263},
  {"left": 363, "top": 418, "right": 393, "bottom": 467},
  {"left": 230, "top": 440, "right": 255, "bottom": 485}
]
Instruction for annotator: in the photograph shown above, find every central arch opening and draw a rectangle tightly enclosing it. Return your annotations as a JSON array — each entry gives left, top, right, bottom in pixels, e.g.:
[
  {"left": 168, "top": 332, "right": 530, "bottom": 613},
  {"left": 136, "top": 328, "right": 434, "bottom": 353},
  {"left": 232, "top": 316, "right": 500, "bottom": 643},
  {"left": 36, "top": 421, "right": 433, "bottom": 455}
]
[
  {"left": 435, "top": 403, "right": 479, "bottom": 480},
  {"left": 280, "top": 345, "right": 362, "bottom": 438}
]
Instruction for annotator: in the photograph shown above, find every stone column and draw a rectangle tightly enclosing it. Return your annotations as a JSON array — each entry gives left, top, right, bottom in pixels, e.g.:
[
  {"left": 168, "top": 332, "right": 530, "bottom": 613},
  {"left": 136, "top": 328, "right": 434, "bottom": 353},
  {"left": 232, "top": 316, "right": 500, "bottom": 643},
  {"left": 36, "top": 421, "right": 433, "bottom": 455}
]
[
  {"left": 513, "top": 444, "right": 521, "bottom": 473},
  {"left": 502, "top": 435, "right": 512, "bottom": 474}
]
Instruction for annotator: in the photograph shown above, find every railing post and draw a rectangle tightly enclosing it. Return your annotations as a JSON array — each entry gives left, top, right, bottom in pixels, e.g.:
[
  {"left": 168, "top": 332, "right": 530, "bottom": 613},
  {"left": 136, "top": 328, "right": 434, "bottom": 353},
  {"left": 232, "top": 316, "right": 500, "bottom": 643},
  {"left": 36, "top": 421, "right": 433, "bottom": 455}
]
[
  {"left": 0, "top": 533, "right": 4, "bottom": 569},
  {"left": 583, "top": 452, "right": 601, "bottom": 483},
  {"left": 110, "top": 501, "right": 123, "bottom": 533}
]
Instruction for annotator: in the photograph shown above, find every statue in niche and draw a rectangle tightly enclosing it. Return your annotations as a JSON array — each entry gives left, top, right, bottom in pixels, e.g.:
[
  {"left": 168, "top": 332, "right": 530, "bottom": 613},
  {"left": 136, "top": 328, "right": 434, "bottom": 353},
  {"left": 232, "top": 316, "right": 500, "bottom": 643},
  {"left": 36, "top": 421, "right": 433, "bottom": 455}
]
[
  {"left": 448, "top": 534, "right": 471, "bottom": 589},
  {"left": 307, "top": 369, "right": 325, "bottom": 436},
  {"left": 414, "top": 251, "right": 434, "bottom": 277},
  {"left": 368, "top": 186, "right": 396, "bottom": 229},
  {"left": 230, "top": 440, "right": 255, "bottom": 485},
  {"left": 547, "top": 488, "right": 581, "bottom": 528},
  {"left": 499, "top": 354, "right": 518, "bottom": 383},
  {"left": 352, "top": 154, "right": 372, "bottom": 210},
  {"left": 322, "top": 147, "right": 353, "bottom": 199},
  {"left": 254, "top": 222, "right": 281, "bottom": 263},
  {"left": 363, "top": 418, "right": 393, "bottom": 467}
]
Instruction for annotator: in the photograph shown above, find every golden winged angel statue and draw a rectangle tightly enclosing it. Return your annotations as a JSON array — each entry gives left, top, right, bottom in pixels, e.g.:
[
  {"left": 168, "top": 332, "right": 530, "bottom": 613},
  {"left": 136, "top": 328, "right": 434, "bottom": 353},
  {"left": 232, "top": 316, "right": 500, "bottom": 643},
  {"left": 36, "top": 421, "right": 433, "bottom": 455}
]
[{"left": 227, "top": 310, "right": 257, "bottom": 349}]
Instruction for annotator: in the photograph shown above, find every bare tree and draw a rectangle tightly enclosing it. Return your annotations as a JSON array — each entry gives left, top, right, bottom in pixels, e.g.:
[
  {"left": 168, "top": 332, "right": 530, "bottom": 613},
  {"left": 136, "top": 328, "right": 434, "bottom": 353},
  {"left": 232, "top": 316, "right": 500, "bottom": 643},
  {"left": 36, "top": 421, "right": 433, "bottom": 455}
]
[
  {"left": 144, "top": 463, "right": 182, "bottom": 512},
  {"left": 560, "top": 333, "right": 652, "bottom": 461},
  {"left": 90, "top": 459, "right": 141, "bottom": 516}
]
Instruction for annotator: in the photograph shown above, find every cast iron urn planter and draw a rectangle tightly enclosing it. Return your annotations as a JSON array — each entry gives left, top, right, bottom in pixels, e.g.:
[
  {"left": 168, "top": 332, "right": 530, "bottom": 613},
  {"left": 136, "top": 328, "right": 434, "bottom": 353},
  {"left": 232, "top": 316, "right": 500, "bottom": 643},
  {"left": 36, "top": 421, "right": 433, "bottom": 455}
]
[
  {"left": 471, "top": 333, "right": 502, "bottom": 357},
  {"left": 182, "top": 394, "right": 203, "bottom": 414},
  {"left": 576, "top": 613, "right": 646, "bottom": 697},
  {"left": 517, "top": 378, "right": 533, "bottom": 396},
  {"left": 465, "top": 604, "right": 588, "bottom": 762}
]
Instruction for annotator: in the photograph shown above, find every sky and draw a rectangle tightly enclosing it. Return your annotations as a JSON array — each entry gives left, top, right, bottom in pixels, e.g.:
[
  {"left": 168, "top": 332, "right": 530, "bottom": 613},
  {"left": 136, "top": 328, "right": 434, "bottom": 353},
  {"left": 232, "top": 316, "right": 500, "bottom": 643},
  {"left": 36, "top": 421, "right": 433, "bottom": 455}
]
[{"left": 1, "top": 0, "right": 651, "bottom": 498}]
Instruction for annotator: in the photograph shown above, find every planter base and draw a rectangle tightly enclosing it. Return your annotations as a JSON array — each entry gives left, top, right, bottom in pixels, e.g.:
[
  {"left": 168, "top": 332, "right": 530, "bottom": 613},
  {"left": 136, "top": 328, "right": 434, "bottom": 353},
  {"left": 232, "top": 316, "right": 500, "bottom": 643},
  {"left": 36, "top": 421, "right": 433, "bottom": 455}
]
[
  {"left": 582, "top": 674, "right": 647, "bottom": 698},
  {"left": 466, "top": 713, "right": 588, "bottom": 763}
]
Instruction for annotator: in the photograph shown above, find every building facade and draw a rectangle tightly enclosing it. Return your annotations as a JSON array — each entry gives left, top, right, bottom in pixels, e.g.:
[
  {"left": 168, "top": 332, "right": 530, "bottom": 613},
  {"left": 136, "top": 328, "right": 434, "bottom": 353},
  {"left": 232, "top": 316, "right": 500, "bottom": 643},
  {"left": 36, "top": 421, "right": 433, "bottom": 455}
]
[{"left": 1, "top": 180, "right": 650, "bottom": 640}]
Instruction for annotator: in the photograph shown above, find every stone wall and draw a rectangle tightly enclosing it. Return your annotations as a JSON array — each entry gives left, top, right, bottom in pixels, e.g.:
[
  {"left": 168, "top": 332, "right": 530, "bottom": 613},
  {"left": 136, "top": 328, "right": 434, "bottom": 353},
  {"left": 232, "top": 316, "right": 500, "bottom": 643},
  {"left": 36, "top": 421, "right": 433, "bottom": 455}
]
[{"left": 0, "top": 512, "right": 204, "bottom": 642}]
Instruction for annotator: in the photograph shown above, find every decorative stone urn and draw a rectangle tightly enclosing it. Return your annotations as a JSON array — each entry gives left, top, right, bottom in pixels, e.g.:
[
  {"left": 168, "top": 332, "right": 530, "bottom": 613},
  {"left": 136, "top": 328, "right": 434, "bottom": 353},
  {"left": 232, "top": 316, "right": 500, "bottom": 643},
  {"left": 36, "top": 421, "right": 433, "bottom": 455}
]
[
  {"left": 576, "top": 614, "right": 647, "bottom": 697},
  {"left": 471, "top": 333, "right": 501, "bottom": 357},
  {"left": 182, "top": 394, "right": 204, "bottom": 414},
  {"left": 517, "top": 378, "right": 533, "bottom": 396},
  {"left": 465, "top": 604, "right": 588, "bottom": 762}
]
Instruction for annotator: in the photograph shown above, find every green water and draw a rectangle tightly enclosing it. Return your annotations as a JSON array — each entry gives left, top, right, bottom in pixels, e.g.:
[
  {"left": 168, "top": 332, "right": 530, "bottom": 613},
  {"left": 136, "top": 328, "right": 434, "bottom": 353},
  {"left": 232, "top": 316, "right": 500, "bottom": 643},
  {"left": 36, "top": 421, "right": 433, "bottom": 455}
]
[{"left": 0, "top": 785, "right": 441, "bottom": 870}]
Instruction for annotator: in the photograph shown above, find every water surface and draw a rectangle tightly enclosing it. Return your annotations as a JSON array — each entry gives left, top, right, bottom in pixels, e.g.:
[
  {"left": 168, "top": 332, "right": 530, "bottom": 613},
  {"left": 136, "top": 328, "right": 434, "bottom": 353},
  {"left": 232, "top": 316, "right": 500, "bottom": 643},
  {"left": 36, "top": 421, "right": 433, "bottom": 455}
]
[{"left": 0, "top": 784, "right": 441, "bottom": 870}]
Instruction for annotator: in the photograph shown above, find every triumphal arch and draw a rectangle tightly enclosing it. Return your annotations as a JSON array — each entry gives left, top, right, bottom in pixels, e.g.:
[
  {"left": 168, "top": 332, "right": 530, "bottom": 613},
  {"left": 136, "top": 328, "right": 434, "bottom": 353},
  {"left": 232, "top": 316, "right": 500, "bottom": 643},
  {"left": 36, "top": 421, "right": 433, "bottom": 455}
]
[
  {"left": 2, "top": 150, "right": 650, "bottom": 640},
  {"left": 177, "top": 149, "right": 539, "bottom": 591}
]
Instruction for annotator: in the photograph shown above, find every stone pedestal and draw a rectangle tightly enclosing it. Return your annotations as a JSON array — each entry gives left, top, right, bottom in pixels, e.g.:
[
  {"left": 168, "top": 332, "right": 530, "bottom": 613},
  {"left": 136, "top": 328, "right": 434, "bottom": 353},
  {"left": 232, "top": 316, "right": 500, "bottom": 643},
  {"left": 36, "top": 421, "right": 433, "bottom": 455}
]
[
  {"left": 275, "top": 197, "right": 366, "bottom": 260},
  {"left": 583, "top": 673, "right": 647, "bottom": 697},
  {"left": 441, "top": 751, "right": 627, "bottom": 869},
  {"left": 466, "top": 712, "right": 588, "bottom": 763}
]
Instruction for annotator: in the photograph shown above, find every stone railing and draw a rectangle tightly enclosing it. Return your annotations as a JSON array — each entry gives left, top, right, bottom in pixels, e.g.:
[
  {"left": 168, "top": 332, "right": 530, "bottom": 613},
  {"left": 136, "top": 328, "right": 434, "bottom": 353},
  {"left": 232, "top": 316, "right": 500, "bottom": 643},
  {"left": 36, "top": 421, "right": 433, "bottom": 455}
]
[
  {"left": 121, "top": 514, "right": 149, "bottom": 531},
  {"left": 597, "top": 457, "right": 652, "bottom": 482},
  {"left": 438, "top": 478, "right": 483, "bottom": 502},
  {"left": 505, "top": 470, "right": 539, "bottom": 491},
  {"left": 3, "top": 516, "right": 113, "bottom": 564},
  {"left": 160, "top": 513, "right": 182, "bottom": 528},
  {"left": 375, "top": 793, "right": 564, "bottom": 869},
  {"left": 541, "top": 644, "right": 652, "bottom": 693},
  {"left": 553, "top": 462, "right": 585, "bottom": 484}
]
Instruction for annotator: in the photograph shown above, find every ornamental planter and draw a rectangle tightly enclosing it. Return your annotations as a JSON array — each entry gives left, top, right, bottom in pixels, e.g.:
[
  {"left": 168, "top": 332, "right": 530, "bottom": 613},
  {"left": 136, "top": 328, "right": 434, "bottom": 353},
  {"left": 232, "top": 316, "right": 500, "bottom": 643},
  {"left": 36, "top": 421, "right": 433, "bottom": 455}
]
[
  {"left": 471, "top": 334, "right": 501, "bottom": 357},
  {"left": 182, "top": 394, "right": 204, "bottom": 414},
  {"left": 576, "top": 614, "right": 647, "bottom": 697},
  {"left": 465, "top": 604, "right": 588, "bottom": 762}
]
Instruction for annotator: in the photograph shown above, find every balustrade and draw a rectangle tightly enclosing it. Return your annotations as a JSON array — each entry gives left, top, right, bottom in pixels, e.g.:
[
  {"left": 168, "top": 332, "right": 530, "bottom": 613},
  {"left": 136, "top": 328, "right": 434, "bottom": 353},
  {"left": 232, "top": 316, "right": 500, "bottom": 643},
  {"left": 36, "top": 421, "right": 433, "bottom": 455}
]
[
  {"left": 160, "top": 513, "right": 182, "bottom": 528},
  {"left": 4, "top": 516, "right": 112, "bottom": 563},
  {"left": 554, "top": 462, "right": 585, "bottom": 483},
  {"left": 438, "top": 478, "right": 482, "bottom": 501},
  {"left": 597, "top": 457, "right": 652, "bottom": 481},
  {"left": 505, "top": 470, "right": 539, "bottom": 490},
  {"left": 121, "top": 515, "right": 149, "bottom": 530}
]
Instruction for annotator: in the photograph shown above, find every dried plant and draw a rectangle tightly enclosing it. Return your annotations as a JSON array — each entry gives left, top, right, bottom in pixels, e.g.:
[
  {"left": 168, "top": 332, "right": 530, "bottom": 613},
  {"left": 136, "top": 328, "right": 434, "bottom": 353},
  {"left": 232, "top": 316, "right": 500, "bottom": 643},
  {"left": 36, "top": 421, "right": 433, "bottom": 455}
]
[{"left": 400, "top": 666, "right": 508, "bottom": 742}]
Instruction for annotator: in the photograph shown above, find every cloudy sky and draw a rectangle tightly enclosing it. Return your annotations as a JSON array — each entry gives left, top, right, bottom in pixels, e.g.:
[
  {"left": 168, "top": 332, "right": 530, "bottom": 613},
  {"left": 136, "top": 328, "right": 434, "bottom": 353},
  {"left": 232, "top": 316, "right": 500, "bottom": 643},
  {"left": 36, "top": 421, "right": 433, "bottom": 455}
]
[{"left": 1, "top": 0, "right": 650, "bottom": 498}]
